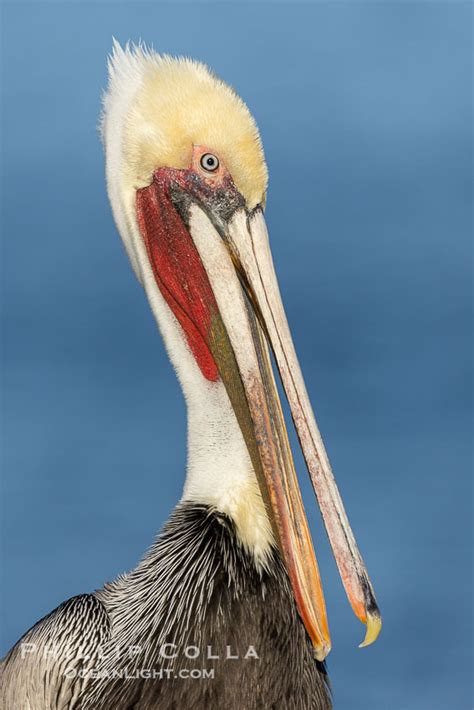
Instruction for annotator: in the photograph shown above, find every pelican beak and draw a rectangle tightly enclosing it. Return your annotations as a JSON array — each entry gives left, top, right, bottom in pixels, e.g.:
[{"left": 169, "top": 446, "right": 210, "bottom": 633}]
[{"left": 136, "top": 165, "right": 381, "bottom": 661}]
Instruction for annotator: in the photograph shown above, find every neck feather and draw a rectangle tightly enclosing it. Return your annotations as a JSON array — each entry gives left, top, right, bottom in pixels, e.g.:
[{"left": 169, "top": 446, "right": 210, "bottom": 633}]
[
  {"left": 138, "top": 258, "right": 274, "bottom": 564},
  {"left": 182, "top": 377, "right": 274, "bottom": 564}
]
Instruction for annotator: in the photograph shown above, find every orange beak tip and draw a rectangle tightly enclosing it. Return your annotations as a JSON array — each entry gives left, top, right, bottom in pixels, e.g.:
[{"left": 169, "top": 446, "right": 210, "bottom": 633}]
[
  {"left": 313, "top": 641, "right": 332, "bottom": 662},
  {"left": 358, "top": 610, "right": 382, "bottom": 649}
]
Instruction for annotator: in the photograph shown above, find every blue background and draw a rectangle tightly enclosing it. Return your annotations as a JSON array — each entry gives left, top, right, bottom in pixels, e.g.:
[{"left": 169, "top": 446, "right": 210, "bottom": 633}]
[{"left": 1, "top": 2, "right": 472, "bottom": 708}]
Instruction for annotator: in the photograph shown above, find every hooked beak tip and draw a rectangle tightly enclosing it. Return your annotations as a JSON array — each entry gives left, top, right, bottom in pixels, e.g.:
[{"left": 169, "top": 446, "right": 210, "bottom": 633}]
[{"left": 358, "top": 610, "right": 382, "bottom": 649}]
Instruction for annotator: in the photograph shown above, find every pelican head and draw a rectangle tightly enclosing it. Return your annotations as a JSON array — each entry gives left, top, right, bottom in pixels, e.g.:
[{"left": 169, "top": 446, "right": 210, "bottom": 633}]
[{"left": 102, "top": 41, "right": 381, "bottom": 661}]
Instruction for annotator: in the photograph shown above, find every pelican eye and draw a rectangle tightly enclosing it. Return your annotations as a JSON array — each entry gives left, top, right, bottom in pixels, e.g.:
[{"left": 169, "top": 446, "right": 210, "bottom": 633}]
[{"left": 200, "top": 153, "right": 219, "bottom": 173}]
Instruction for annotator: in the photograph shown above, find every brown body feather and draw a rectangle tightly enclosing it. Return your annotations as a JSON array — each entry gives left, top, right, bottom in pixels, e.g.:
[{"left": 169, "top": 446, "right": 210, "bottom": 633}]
[{"left": 1, "top": 504, "right": 331, "bottom": 709}]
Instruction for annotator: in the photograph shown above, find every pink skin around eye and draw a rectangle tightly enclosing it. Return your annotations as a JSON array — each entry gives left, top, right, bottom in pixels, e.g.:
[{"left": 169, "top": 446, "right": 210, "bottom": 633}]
[{"left": 191, "top": 144, "right": 228, "bottom": 185}]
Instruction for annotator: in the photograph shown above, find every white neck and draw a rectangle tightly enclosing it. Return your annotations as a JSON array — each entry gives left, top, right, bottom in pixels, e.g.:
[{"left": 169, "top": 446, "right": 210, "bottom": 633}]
[
  {"left": 140, "top": 258, "right": 274, "bottom": 565},
  {"left": 183, "top": 377, "right": 273, "bottom": 563}
]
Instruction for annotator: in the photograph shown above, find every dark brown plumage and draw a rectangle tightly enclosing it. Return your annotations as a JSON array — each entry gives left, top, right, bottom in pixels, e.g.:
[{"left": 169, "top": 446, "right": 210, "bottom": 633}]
[{"left": 1, "top": 504, "right": 331, "bottom": 709}]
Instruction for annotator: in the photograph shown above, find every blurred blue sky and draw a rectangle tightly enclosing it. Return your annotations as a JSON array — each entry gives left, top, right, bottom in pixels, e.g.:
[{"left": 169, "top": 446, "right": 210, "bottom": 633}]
[{"left": 1, "top": 2, "right": 472, "bottom": 708}]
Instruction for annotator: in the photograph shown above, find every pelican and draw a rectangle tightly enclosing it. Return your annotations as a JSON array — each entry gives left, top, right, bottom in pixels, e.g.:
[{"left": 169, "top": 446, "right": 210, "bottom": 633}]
[{"left": 1, "top": 42, "right": 381, "bottom": 709}]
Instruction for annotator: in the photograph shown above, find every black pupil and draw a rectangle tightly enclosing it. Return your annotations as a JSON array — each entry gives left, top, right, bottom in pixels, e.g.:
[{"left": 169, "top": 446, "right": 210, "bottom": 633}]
[{"left": 205, "top": 155, "right": 216, "bottom": 169}]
